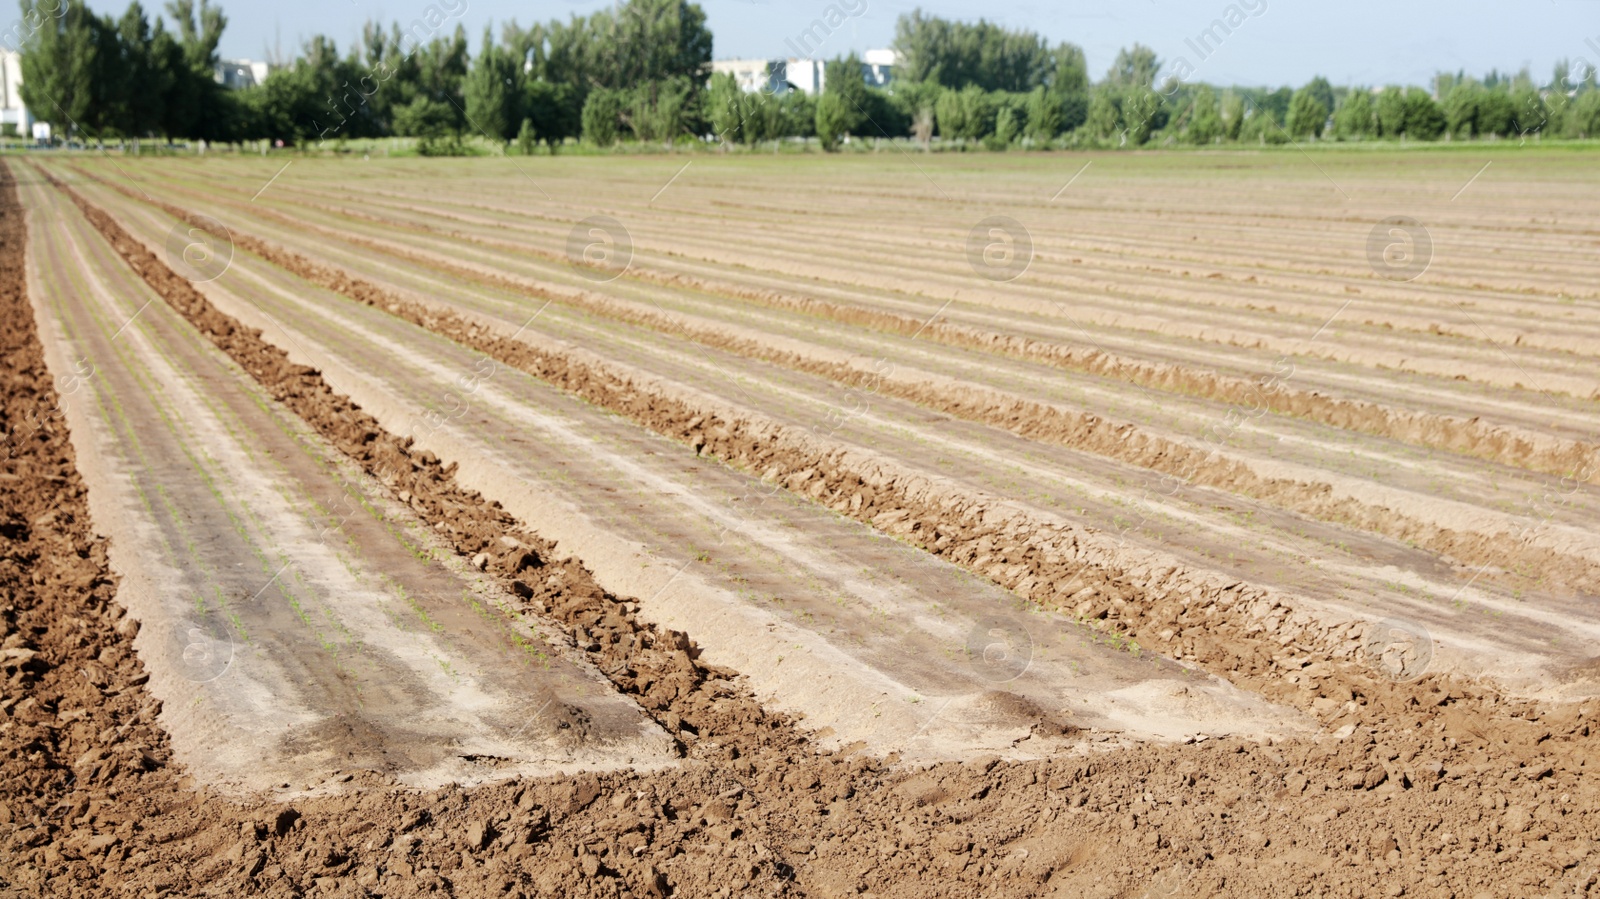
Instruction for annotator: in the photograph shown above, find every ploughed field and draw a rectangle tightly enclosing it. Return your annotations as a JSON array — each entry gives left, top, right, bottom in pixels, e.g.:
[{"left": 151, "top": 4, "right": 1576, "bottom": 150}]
[{"left": 2, "top": 148, "right": 1598, "bottom": 898}]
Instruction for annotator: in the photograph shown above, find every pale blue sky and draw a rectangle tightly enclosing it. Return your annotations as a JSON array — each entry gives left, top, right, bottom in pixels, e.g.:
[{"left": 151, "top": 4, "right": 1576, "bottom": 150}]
[{"left": 71, "top": 0, "right": 1600, "bottom": 89}]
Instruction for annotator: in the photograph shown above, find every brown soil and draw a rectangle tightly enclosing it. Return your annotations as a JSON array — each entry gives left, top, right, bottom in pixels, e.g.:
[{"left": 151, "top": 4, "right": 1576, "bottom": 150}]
[
  {"left": 7, "top": 159, "right": 1600, "bottom": 899},
  {"left": 70, "top": 166, "right": 1600, "bottom": 599},
  {"left": 368, "top": 205, "right": 1600, "bottom": 470},
  {"left": 84, "top": 162, "right": 1600, "bottom": 478},
  {"left": 82, "top": 173, "right": 1567, "bottom": 716},
  {"left": 245, "top": 221, "right": 1600, "bottom": 596}
]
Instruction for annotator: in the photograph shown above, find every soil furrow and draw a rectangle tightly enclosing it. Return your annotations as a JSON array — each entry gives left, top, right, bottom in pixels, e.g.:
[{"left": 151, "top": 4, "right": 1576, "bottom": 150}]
[
  {"left": 89, "top": 171, "right": 1460, "bottom": 718},
  {"left": 81, "top": 163, "right": 1316, "bottom": 752},
  {"left": 224, "top": 170, "right": 1600, "bottom": 399},
  {"left": 21, "top": 169, "right": 676, "bottom": 790},
  {"left": 151, "top": 163, "right": 1600, "bottom": 360},
  {"left": 282, "top": 217, "right": 1600, "bottom": 595},
  {"left": 29, "top": 159, "right": 863, "bottom": 895},
  {"left": 89, "top": 172, "right": 1600, "bottom": 602},
  {"left": 32, "top": 163, "right": 811, "bottom": 761},
  {"left": 98, "top": 162, "right": 1600, "bottom": 475},
  {"left": 68, "top": 165, "right": 1600, "bottom": 604}
]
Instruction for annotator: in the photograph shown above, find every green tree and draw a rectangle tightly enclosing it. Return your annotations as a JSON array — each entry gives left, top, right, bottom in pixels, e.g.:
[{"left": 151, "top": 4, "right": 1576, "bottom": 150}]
[
  {"left": 933, "top": 87, "right": 966, "bottom": 139},
  {"left": 1258, "top": 86, "right": 1292, "bottom": 123},
  {"left": 860, "top": 87, "right": 909, "bottom": 138},
  {"left": 1509, "top": 85, "right": 1547, "bottom": 137},
  {"left": 815, "top": 55, "right": 868, "bottom": 146},
  {"left": 1187, "top": 85, "right": 1222, "bottom": 144},
  {"left": 1402, "top": 87, "right": 1445, "bottom": 140},
  {"left": 1285, "top": 85, "right": 1329, "bottom": 138},
  {"left": 1087, "top": 82, "right": 1166, "bottom": 146},
  {"left": 627, "top": 76, "right": 692, "bottom": 144},
  {"left": 814, "top": 93, "right": 852, "bottom": 149},
  {"left": 1085, "top": 87, "right": 1119, "bottom": 139},
  {"left": 739, "top": 90, "right": 783, "bottom": 144},
  {"left": 18, "top": 0, "right": 96, "bottom": 139},
  {"left": 888, "top": 79, "right": 942, "bottom": 143},
  {"left": 1475, "top": 86, "right": 1513, "bottom": 136},
  {"left": 353, "top": 21, "right": 400, "bottom": 133},
  {"left": 163, "top": 0, "right": 232, "bottom": 140},
  {"left": 825, "top": 55, "right": 869, "bottom": 121},
  {"left": 1050, "top": 43, "right": 1088, "bottom": 94},
  {"left": 464, "top": 29, "right": 518, "bottom": 145},
  {"left": 1334, "top": 89, "right": 1375, "bottom": 139},
  {"left": 291, "top": 37, "right": 386, "bottom": 143},
  {"left": 1568, "top": 90, "right": 1600, "bottom": 138},
  {"left": 1373, "top": 86, "right": 1406, "bottom": 137},
  {"left": 1552, "top": 59, "right": 1572, "bottom": 92},
  {"left": 1220, "top": 90, "right": 1245, "bottom": 140},
  {"left": 1545, "top": 89, "right": 1572, "bottom": 137},
  {"left": 1118, "top": 86, "right": 1163, "bottom": 144},
  {"left": 892, "top": 11, "right": 1057, "bottom": 92},
  {"left": 1303, "top": 76, "right": 1335, "bottom": 120},
  {"left": 1105, "top": 44, "right": 1159, "bottom": 89},
  {"left": 584, "top": 0, "right": 713, "bottom": 91},
  {"left": 1046, "top": 42, "right": 1089, "bottom": 134},
  {"left": 991, "top": 104, "right": 1021, "bottom": 147},
  {"left": 778, "top": 90, "right": 816, "bottom": 139},
  {"left": 705, "top": 71, "right": 744, "bottom": 144},
  {"left": 934, "top": 84, "right": 992, "bottom": 141},
  {"left": 391, "top": 96, "right": 457, "bottom": 147},
  {"left": 1443, "top": 81, "right": 1481, "bottom": 137},
  {"left": 113, "top": 4, "right": 171, "bottom": 140},
  {"left": 1059, "top": 92, "right": 1088, "bottom": 133},
  {"left": 252, "top": 37, "right": 351, "bottom": 143},
  {"left": 524, "top": 80, "right": 581, "bottom": 149},
  {"left": 1023, "top": 86, "right": 1061, "bottom": 141},
  {"left": 1239, "top": 104, "right": 1289, "bottom": 145},
  {"left": 84, "top": 10, "right": 125, "bottom": 138},
  {"left": 366, "top": 27, "right": 469, "bottom": 144},
  {"left": 581, "top": 87, "right": 626, "bottom": 145}
]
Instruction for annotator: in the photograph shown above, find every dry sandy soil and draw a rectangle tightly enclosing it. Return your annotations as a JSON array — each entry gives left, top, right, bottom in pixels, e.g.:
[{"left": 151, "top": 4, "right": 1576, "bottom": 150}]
[{"left": 2, "top": 148, "right": 1598, "bottom": 898}]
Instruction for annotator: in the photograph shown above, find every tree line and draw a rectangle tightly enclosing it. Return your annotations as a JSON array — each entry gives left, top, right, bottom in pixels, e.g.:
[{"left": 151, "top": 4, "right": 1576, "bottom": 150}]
[
  {"left": 17, "top": 0, "right": 1600, "bottom": 151},
  {"left": 17, "top": 0, "right": 232, "bottom": 143}
]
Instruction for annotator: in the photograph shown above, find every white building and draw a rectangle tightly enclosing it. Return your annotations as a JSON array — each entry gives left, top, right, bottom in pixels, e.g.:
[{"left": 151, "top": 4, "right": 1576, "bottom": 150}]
[
  {"left": 862, "top": 48, "right": 898, "bottom": 89},
  {"left": 0, "top": 50, "right": 34, "bottom": 138},
  {"left": 784, "top": 58, "right": 824, "bottom": 94},
  {"left": 709, "top": 49, "right": 898, "bottom": 96},
  {"left": 215, "top": 59, "right": 271, "bottom": 90},
  {"left": 711, "top": 58, "right": 786, "bottom": 94}
]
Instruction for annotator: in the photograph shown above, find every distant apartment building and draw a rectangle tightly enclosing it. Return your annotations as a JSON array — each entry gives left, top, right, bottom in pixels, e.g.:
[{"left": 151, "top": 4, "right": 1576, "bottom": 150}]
[
  {"left": 215, "top": 59, "right": 271, "bottom": 90},
  {"left": 710, "top": 49, "right": 898, "bottom": 96}
]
